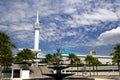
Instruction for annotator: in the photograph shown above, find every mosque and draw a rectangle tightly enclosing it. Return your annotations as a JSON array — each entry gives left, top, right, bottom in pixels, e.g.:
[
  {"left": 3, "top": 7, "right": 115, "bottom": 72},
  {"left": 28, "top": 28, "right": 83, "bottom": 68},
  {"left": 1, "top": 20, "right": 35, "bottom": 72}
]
[
  {"left": 1, "top": 12, "right": 115, "bottom": 80},
  {"left": 30, "top": 12, "right": 113, "bottom": 65},
  {"left": 17, "top": 12, "right": 113, "bottom": 66}
]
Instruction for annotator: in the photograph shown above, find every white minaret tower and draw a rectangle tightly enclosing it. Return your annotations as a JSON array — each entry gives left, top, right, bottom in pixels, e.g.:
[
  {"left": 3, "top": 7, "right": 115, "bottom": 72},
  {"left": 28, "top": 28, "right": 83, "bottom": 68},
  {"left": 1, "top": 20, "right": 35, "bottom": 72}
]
[
  {"left": 34, "top": 12, "right": 40, "bottom": 51},
  {"left": 19, "top": 12, "right": 41, "bottom": 60}
]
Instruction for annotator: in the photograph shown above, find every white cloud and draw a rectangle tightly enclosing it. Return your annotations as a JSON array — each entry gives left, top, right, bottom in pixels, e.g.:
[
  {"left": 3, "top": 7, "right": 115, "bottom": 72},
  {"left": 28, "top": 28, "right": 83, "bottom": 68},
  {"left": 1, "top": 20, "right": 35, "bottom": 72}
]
[
  {"left": 66, "top": 31, "right": 77, "bottom": 36},
  {"left": 64, "top": 8, "right": 76, "bottom": 14},
  {"left": 94, "top": 27, "right": 120, "bottom": 46},
  {"left": 66, "top": 8, "right": 119, "bottom": 28},
  {"left": 40, "top": 25, "right": 77, "bottom": 42},
  {"left": 9, "top": 23, "right": 33, "bottom": 32},
  {"left": 65, "top": 0, "right": 82, "bottom": 4},
  {"left": 15, "top": 32, "right": 28, "bottom": 41},
  {"left": 0, "top": 23, "right": 35, "bottom": 47},
  {"left": 83, "top": 9, "right": 118, "bottom": 21},
  {"left": 0, "top": 25, "right": 8, "bottom": 31},
  {"left": 1, "top": 0, "right": 120, "bottom": 54},
  {"left": 0, "top": 2, "right": 28, "bottom": 23}
]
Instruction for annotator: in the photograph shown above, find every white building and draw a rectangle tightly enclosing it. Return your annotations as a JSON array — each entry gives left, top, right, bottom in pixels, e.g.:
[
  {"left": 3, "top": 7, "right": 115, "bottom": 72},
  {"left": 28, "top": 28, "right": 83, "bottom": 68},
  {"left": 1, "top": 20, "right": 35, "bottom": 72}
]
[
  {"left": 50, "top": 49, "right": 112, "bottom": 65},
  {"left": 61, "top": 52, "right": 112, "bottom": 65}
]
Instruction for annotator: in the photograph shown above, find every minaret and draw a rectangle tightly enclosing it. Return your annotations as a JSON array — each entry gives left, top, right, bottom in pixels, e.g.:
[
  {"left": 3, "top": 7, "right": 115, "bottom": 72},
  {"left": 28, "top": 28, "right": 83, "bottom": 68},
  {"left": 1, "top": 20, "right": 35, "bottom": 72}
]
[{"left": 34, "top": 12, "right": 40, "bottom": 51}]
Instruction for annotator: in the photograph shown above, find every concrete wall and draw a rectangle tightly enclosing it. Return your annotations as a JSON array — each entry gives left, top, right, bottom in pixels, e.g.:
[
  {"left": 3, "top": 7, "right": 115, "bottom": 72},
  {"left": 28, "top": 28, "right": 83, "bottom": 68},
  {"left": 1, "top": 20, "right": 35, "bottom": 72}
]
[
  {"left": 21, "top": 70, "right": 30, "bottom": 79},
  {"left": 73, "top": 71, "right": 119, "bottom": 76}
]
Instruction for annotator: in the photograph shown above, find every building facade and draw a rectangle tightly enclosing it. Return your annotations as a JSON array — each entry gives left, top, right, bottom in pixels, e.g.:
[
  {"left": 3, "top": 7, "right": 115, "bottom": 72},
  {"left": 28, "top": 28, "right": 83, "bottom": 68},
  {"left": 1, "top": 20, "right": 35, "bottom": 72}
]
[{"left": 62, "top": 53, "right": 112, "bottom": 65}]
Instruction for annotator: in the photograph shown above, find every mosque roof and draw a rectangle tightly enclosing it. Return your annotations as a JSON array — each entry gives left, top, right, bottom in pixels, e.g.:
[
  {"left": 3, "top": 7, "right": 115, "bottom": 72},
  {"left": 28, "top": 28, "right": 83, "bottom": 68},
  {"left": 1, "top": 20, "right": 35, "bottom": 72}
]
[{"left": 50, "top": 49, "right": 78, "bottom": 54}]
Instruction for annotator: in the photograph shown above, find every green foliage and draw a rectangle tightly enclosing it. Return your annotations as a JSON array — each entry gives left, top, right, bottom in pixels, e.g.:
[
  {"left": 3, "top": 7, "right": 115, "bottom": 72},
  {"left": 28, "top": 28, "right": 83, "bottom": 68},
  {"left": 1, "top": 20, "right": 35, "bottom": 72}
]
[
  {"left": 85, "top": 55, "right": 102, "bottom": 76},
  {"left": 111, "top": 44, "right": 120, "bottom": 64},
  {"left": 0, "top": 32, "right": 16, "bottom": 49},
  {"left": 85, "top": 55, "right": 101, "bottom": 66},
  {"left": 85, "top": 55, "right": 93, "bottom": 66},
  {"left": 0, "top": 51, "right": 13, "bottom": 66},
  {"left": 22, "top": 66, "right": 29, "bottom": 70},
  {"left": 68, "top": 53, "right": 81, "bottom": 67},
  {"left": 111, "top": 44, "right": 120, "bottom": 76},
  {"left": 45, "top": 49, "right": 63, "bottom": 65},
  {"left": 45, "top": 54, "right": 53, "bottom": 64},
  {"left": 15, "top": 48, "right": 34, "bottom": 63},
  {"left": 94, "top": 58, "right": 102, "bottom": 66},
  {"left": 45, "top": 49, "right": 82, "bottom": 66},
  {"left": 74, "top": 56, "right": 81, "bottom": 67},
  {"left": 53, "top": 49, "right": 63, "bottom": 65},
  {"left": 0, "top": 31, "right": 16, "bottom": 67}
]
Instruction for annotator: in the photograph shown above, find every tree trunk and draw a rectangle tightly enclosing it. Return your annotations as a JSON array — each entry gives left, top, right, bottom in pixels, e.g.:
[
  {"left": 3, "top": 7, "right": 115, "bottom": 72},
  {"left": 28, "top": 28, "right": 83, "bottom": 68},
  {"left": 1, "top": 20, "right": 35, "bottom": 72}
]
[
  {"left": 0, "top": 66, "right": 2, "bottom": 77},
  {"left": 96, "top": 65, "right": 98, "bottom": 76},
  {"left": 2, "top": 66, "right": 5, "bottom": 78},
  {"left": 0, "top": 66, "right": 3, "bottom": 78},
  {"left": 93, "top": 65, "right": 95, "bottom": 76},
  {"left": 118, "top": 62, "right": 120, "bottom": 76},
  {"left": 89, "top": 63, "right": 91, "bottom": 77},
  {"left": 70, "top": 62, "right": 72, "bottom": 73},
  {"left": 77, "top": 63, "right": 78, "bottom": 75}
]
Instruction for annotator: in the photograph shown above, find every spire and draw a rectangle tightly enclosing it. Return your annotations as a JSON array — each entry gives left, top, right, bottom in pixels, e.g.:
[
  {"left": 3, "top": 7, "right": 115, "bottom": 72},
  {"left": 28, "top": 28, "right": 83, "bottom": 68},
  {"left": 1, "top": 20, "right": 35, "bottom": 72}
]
[{"left": 35, "top": 11, "right": 40, "bottom": 29}]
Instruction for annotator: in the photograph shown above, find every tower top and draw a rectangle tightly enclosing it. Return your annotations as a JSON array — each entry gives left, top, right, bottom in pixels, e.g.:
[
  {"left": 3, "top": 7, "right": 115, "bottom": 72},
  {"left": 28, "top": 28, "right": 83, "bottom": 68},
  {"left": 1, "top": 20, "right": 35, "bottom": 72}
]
[{"left": 35, "top": 11, "right": 40, "bottom": 29}]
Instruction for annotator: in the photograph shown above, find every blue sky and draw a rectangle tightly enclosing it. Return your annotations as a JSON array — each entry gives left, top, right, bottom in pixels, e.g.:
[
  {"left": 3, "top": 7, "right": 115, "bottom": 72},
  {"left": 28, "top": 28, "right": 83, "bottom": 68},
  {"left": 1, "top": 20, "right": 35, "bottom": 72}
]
[{"left": 0, "top": 0, "right": 120, "bottom": 55}]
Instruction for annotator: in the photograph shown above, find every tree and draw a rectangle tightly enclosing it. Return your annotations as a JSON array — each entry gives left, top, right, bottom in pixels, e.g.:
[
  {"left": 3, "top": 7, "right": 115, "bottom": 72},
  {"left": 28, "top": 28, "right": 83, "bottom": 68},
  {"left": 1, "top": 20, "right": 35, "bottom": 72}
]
[
  {"left": 0, "top": 32, "right": 16, "bottom": 66},
  {"left": 0, "top": 48, "right": 13, "bottom": 67},
  {"left": 85, "top": 55, "right": 94, "bottom": 77},
  {"left": 91, "top": 57, "right": 95, "bottom": 76},
  {"left": 53, "top": 49, "right": 63, "bottom": 65},
  {"left": 91, "top": 57, "right": 101, "bottom": 76},
  {"left": 94, "top": 59, "right": 101, "bottom": 76},
  {"left": 0, "top": 32, "right": 16, "bottom": 48},
  {"left": 74, "top": 56, "right": 81, "bottom": 75},
  {"left": 15, "top": 48, "right": 34, "bottom": 63},
  {"left": 45, "top": 49, "right": 63, "bottom": 65},
  {"left": 68, "top": 53, "right": 76, "bottom": 67},
  {"left": 0, "top": 31, "right": 16, "bottom": 78},
  {"left": 111, "top": 44, "right": 120, "bottom": 76},
  {"left": 67, "top": 53, "right": 77, "bottom": 73},
  {"left": 45, "top": 53, "right": 54, "bottom": 64}
]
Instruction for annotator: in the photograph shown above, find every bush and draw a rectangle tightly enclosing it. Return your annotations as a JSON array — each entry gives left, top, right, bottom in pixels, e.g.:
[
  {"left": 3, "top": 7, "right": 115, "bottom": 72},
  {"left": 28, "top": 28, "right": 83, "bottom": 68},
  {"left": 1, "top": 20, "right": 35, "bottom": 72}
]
[{"left": 22, "top": 66, "right": 29, "bottom": 70}]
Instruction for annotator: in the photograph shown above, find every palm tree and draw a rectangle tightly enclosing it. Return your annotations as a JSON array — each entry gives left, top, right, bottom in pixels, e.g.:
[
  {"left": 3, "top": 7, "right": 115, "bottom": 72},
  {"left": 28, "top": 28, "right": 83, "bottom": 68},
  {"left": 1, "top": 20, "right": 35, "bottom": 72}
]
[
  {"left": 91, "top": 57, "right": 101, "bottom": 76},
  {"left": 45, "top": 54, "right": 53, "bottom": 65},
  {"left": 67, "top": 53, "right": 77, "bottom": 73},
  {"left": 0, "top": 32, "right": 16, "bottom": 48},
  {"left": 45, "top": 49, "right": 63, "bottom": 65},
  {"left": 0, "top": 31, "right": 16, "bottom": 78},
  {"left": 85, "top": 55, "right": 94, "bottom": 77},
  {"left": 15, "top": 48, "right": 34, "bottom": 64},
  {"left": 94, "top": 59, "right": 101, "bottom": 76},
  {"left": 51, "top": 49, "right": 63, "bottom": 65},
  {"left": 74, "top": 56, "right": 81, "bottom": 75},
  {"left": 68, "top": 53, "right": 76, "bottom": 66},
  {"left": 91, "top": 57, "right": 96, "bottom": 76},
  {"left": 0, "top": 48, "right": 13, "bottom": 67},
  {"left": 111, "top": 44, "right": 120, "bottom": 76}
]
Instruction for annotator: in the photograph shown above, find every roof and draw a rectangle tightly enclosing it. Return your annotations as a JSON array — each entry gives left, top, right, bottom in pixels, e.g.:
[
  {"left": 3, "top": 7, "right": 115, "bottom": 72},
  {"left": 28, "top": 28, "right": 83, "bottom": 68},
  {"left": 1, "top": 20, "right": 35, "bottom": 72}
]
[{"left": 50, "top": 49, "right": 78, "bottom": 55}]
